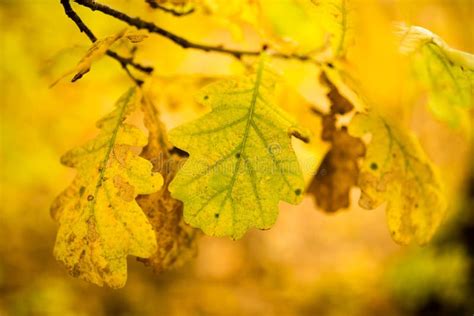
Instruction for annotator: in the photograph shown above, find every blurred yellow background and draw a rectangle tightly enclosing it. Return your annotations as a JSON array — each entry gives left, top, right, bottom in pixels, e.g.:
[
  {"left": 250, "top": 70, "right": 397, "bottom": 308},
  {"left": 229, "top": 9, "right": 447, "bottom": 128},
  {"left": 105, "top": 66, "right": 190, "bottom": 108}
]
[{"left": 0, "top": 0, "right": 472, "bottom": 315}]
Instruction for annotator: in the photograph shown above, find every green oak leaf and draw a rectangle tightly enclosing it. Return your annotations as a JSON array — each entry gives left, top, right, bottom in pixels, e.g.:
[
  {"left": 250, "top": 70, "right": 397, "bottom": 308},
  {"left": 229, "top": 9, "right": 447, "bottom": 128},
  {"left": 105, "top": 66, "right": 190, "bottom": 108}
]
[
  {"left": 418, "top": 43, "right": 473, "bottom": 127},
  {"left": 396, "top": 24, "right": 474, "bottom": 127},
  {"left": 168, "top": 57, "right": 306, "bottom": 239}
]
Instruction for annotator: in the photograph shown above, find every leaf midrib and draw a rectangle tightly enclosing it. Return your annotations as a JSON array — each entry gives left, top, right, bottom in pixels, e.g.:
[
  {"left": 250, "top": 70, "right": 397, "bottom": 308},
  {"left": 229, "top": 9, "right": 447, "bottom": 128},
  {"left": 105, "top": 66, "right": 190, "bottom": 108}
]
[
  {"left": 426, "top": 44, "right": 463, "bottom": 99},
  {"left": 186, "top": 57, "right": 300, "bottom": 231},
  {"left": 380, "top": 117, "right": 429, "bottom": 200},
  {"left": 87, "top": 89, "right": 135, "bottom": 218},
  {"left": 335, "top": 0, "right": 348, "bottom": 57},
  {"left": 215, "top": 56, "right": 266, "bottom": 220}
]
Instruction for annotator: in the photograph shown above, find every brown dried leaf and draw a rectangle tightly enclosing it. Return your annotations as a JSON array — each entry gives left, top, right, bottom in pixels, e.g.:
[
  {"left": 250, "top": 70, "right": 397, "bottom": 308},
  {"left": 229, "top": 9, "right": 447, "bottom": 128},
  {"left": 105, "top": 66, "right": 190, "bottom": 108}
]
[
  {"left": 308, "top": 127, "right": 365, "bottom": 212},
  {"left": 308, "top": 71, "right": 365, "bottom": 212},
  {"left": 320, "top": 71, "right": 354, "bottom": 115},
  {"left": 136, "top": 93, "right": 198, "bottom": 272}
]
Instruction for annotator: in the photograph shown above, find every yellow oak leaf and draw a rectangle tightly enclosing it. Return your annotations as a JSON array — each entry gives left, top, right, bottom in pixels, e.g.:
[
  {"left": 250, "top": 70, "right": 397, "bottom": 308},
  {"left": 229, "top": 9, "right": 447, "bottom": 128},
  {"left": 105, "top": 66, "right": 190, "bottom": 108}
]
[
  {"left": 313, "top": 0, "right": 354, "bottom": 58},
  {"left": 51, "top": 88, "right": 163, "bottom": 288},
  {"left": 349, "top": 112, "right": 446, "bottom": 245}
]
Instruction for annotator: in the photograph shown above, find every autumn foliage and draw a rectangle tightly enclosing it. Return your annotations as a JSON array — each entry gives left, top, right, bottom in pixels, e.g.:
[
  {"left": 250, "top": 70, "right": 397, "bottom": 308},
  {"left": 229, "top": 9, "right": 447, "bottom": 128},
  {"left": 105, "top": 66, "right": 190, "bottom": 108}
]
[{"left": 1, "top": 0, "right": 473, "bottom": 315}]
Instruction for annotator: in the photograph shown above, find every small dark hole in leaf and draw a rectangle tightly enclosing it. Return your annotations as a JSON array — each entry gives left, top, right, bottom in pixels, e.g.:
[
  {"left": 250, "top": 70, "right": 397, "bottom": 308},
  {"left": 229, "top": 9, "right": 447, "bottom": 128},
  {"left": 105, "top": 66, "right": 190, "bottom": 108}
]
[
  {"left": 87, "top": 195, "right": 94, "bottom": 201},
  {"left": 214, "top": 213, "right": 220, "bottom": 218},
  {"left": 370, "top": 162, "right": 378, "bottom": 170},
  {"left": 295, "top": 189, "right": 302, "bottom": 196},
  {"left": 327, "top": 63, "right": 334, "bottom": 69},
  {"left": 79, "top": 186, "right": 85, "bottom": 196},
  {"left": 204, "top": 95, "right": 209, "bottom": 100},
  {"left": 235, "top": 153, "right": 241, "bottom": 158}
]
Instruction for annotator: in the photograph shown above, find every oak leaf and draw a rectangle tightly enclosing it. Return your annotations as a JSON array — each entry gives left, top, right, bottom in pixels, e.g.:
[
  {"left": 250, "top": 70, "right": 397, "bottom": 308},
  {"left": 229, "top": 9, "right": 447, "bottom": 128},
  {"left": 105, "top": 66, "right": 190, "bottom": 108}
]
[
  {"left": 314, "top": 0, "right": 354, "bottom": 58},
  {"left": 50, "top": 29, "right": 147, "bottom": 87},
  {"left": 349, "top": 112, "right": 446, "bottom": 245},
  {"left": 308, "top": 71, "right": 365, "bottom": 212},
  {"left": 309, "top": 127, "right": 365, "bottom": 212},
  {"left": 168, "top": 57, "right": 307, "bottom": 239},
  {"left": 51, "top": 88, "right": 163, "bottom": 288},
  {"left": 136, "top": 93, "right": 198, "bottom": 272},
  {"left": 396, "top": 24, "right": 474, "bottom": 127}
]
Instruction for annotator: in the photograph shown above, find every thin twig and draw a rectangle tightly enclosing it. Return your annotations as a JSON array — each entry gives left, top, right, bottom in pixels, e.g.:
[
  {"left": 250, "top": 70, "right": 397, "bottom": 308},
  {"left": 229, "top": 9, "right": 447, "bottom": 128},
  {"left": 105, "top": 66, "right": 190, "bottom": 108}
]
[
  {"left": 122, "top": 63, "right": 145, "bottom": 86},
  {"left": 61, "top": 0, "right": 153, "bottom": 85},
  {"left": 73, "top": 0, "right": 318, "bottom": 63},
  {"left": 106, "top": 50, "right": 153, "bottom": 74},
  {"left": 145, "top": 0, "right": 195, "bottom": 17}
]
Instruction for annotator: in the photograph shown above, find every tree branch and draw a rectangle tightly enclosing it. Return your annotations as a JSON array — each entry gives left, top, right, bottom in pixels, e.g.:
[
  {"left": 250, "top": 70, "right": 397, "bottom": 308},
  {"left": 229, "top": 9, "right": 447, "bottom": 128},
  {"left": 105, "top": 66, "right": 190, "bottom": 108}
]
[
  {"left": 60, "top": 0, "right": 153, "bottom": 85},
  {"left": 73, "top": 0, "right": 317, "bottom": 63},
  {"left": 145, "top": 0, "right": 195, "bottom": 17}
]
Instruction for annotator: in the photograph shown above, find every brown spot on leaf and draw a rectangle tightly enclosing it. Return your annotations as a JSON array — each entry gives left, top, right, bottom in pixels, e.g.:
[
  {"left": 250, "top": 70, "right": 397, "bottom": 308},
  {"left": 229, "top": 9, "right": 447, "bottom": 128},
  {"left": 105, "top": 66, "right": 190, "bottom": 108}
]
[{"left": 113, "top": 175, "right": 135, "bottom": 202}]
